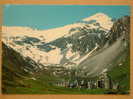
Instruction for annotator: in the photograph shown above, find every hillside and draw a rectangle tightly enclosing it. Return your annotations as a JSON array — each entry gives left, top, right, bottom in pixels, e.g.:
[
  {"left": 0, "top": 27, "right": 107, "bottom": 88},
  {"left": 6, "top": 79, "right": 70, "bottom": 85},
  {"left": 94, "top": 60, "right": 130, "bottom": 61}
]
[{"left": 2, "top": 43, "right": 40, "bottom": 93}]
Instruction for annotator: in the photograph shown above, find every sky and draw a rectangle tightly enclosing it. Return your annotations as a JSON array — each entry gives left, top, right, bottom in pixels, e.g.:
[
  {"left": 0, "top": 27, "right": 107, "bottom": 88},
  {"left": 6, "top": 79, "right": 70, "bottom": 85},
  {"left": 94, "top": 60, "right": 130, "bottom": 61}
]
[{"left": 3, "top": 5, "right": 130, "bottom": 30}]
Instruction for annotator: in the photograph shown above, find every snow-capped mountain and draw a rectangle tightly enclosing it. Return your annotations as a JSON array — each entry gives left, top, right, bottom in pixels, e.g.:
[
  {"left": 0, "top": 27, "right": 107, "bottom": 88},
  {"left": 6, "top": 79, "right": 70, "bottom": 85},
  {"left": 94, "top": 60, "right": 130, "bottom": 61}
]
[
  {"left": 2, "top": 13, "right": 113, "bottom": 67},
  {"left": 82, "top": 13, "right": 113, "bottom": 30}
]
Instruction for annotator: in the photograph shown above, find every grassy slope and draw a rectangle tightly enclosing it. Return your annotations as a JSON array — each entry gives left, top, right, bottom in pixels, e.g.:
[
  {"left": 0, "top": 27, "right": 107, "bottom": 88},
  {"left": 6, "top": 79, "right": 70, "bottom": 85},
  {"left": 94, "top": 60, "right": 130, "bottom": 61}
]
[
  {"left": 2, "top": 43, "right": 31, "bottom": 93},
  {"left": 106, "top": 48, "right": 130, "bottom": 94},
  {"left": 5, "top": 74, "right": 106, "bottom": 94}
]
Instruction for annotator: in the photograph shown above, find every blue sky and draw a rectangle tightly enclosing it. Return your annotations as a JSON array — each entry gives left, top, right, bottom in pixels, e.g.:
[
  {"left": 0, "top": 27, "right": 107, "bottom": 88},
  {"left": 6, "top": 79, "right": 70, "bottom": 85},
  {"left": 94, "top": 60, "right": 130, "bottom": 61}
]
[{"left": 3, "top": 5, "right": 130, "bottom": 30}]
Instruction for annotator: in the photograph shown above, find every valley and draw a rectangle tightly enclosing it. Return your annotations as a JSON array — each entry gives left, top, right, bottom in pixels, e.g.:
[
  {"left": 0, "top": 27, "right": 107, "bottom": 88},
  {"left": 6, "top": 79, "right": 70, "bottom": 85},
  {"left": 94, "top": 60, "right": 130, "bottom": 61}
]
[{"left": 2, "top": 13, "right": 130, "bottom": 94}]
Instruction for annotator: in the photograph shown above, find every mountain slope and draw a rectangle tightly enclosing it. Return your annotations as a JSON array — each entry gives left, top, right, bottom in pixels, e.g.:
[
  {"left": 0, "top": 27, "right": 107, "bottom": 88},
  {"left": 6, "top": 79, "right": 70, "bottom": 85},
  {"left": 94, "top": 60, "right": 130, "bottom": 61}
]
[
  {"left": 77, "top": 16, "right": 130, "bottom": 77},
  {"left": 2, "top": 42, "right": 41, "bottom": 93}
]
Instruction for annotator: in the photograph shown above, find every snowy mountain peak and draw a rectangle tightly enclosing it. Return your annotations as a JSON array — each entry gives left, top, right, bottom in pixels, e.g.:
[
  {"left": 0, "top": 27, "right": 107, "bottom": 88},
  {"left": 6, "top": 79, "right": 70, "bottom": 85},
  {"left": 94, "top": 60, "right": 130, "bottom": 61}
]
[
  {"left": 83, "top": 12, "right": 113, "bottom": 30},
  {"left": 90, "top": 12, "right": 109, "bottom": 18},
  {"left": 83, "top": 12, "right": 111, "bottom": 21}
]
